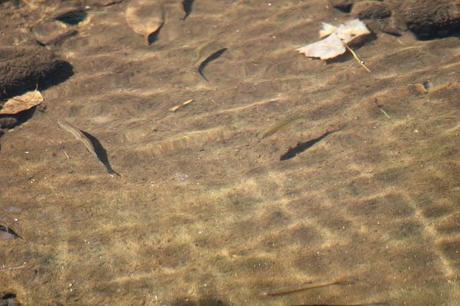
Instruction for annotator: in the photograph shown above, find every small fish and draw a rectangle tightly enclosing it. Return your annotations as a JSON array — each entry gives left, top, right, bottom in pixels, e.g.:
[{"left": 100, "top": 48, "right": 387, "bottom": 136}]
[
  {"left": 260, "top": 114, "right": 304, "bottom": 139},
  {"left": 198, "top": 48, "right": 227, "bottom": 81},
  {"left": 0, "top": 224, "right": 22, "bottom": 240},
  {"left": 264, "top": 278, "right": 351, "bottom": 297},
  {"left": 182, "top": 0, "right": 194, "bottom": 20},
  {"left": 280, "top": 128, "right": 342, "bottom": 161},
  {"left": 58, "top": 120, "right": 120, "bottom": 176}
]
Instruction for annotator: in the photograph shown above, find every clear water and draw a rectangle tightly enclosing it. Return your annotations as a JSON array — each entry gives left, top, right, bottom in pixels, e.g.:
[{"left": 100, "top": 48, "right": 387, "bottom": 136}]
[{"left": 1, "top": 1, "right": 459, "bottom": 305}]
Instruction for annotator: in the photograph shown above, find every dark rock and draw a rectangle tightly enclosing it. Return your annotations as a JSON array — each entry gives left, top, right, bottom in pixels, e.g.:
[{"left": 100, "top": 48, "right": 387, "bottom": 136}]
[
  {"left": 0, "top": 46, "right": 56, "bottom": 98},
  {"left": 0, "top": 46, "right": 73, "bottom": 99},
  {"left": 352, "top": 1, "right": 391, "bottom": 19},
  {"left": 401, "top": 0, "right": 460, "bottom": 40},
  {"left": 380, "top": 23, "right": 403, "bottom": 36},
  {"left": 53, "top": 6, "right": 87, "bottom": 25},
  {"left": 330, "top": 0, "right": 355, "bottom": 13}
]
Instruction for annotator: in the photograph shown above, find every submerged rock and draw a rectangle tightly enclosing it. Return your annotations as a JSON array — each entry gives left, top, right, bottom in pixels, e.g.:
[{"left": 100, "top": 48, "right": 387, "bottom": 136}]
[
  {"left": 331, "top": 0, "right": 460, "bottom": 39},
  {"left": 0, "top": 46, "right": 56, "bottom": 98},
  {"left": 330, "top": 0, "right": 355, "bottom": 12},
  {"left": 352, "top": 1, "right": 391, "bottom": 20},
  {"left": 32, "top": 20, "right": 77, "bottom": 45},
  {"left": 0, "top": 46, "right": 72, "bottom": 100},
  {"left": 400, "top": 0, "right": 460, "bottom": 39}
]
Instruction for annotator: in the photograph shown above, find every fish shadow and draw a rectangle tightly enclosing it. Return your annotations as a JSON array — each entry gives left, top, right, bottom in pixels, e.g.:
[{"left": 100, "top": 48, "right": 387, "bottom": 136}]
[
  {"left": 198, "top": 48, "right": 228, "bottom": 82},
  {"left": 147, "top": 7, "right": 166, "bottom": 45},
  {"left": 147, "top": 22, "right": 164, "bottom": 45},
  {"left": 280, "top": 129, "right": 340, "bottom": 161},
  {"left": 0, "top": 224, "right": 22, "bottom": 239},
  {"left": 80, "top": 130, "right": 120, "bottom": 176},
  {"left": 182, "top": 0, "right": 194, "bottom": 21}
]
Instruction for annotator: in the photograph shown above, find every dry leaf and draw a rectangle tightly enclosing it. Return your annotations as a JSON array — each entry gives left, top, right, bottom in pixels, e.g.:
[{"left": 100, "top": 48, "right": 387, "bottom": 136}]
[
  {"left": 319, "top": 22, "right": 337, "bottom": 38},
  {"left": 0, "top": 90, "right": 43, "bottom": 115},
  {"left": 297, "top": 19, "right": 370, "bottom": 60},
  {"left": 332, "top": 19, "right": 370, "bottom": 43},
  {"left": 298, "top": 34, "right": 346, "bottom": 60},
  {"left": 125, "top": 0, "right": 165, "bottom": 45}
]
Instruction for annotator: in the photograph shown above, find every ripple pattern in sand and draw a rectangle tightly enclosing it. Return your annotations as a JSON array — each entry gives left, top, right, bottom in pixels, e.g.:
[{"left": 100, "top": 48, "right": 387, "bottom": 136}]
[{"left": 0, "top": 1, "right": 459, "bottom": 305}]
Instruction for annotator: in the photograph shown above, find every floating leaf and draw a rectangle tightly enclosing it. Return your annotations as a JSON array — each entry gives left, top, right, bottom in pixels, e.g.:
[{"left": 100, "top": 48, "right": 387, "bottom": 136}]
[
  {"left": 319, "top": 22, "right": 337, "bottom": 38},
  {"left": 0, "top": 90, "right": 43, "bottom": 115},
  {"left": 297, "top": 19, "right": 370, "bottom": 60}
]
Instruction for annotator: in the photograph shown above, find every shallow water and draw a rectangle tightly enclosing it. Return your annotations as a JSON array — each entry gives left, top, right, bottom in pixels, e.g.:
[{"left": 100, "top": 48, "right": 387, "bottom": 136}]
[{"left": 0, "top": 0, "right": 459, "bottom": 305}]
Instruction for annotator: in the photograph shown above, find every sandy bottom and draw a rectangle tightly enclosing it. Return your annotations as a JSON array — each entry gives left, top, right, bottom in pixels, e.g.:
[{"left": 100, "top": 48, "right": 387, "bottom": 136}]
[{"left": 1, "top": 1, "right": 459, "bottom": 305}]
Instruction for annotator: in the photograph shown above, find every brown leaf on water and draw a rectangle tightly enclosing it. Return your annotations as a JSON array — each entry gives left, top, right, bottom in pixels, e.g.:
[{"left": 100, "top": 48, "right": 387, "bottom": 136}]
[
  {"left": 0, "top": 90, "right": 43, "bottom": 115},
  {"left": 297, "top": 19, "right": 370, "bottom": 60},
  {"left": 125, "top": 0, "right": 165, "bottom": 45}
]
